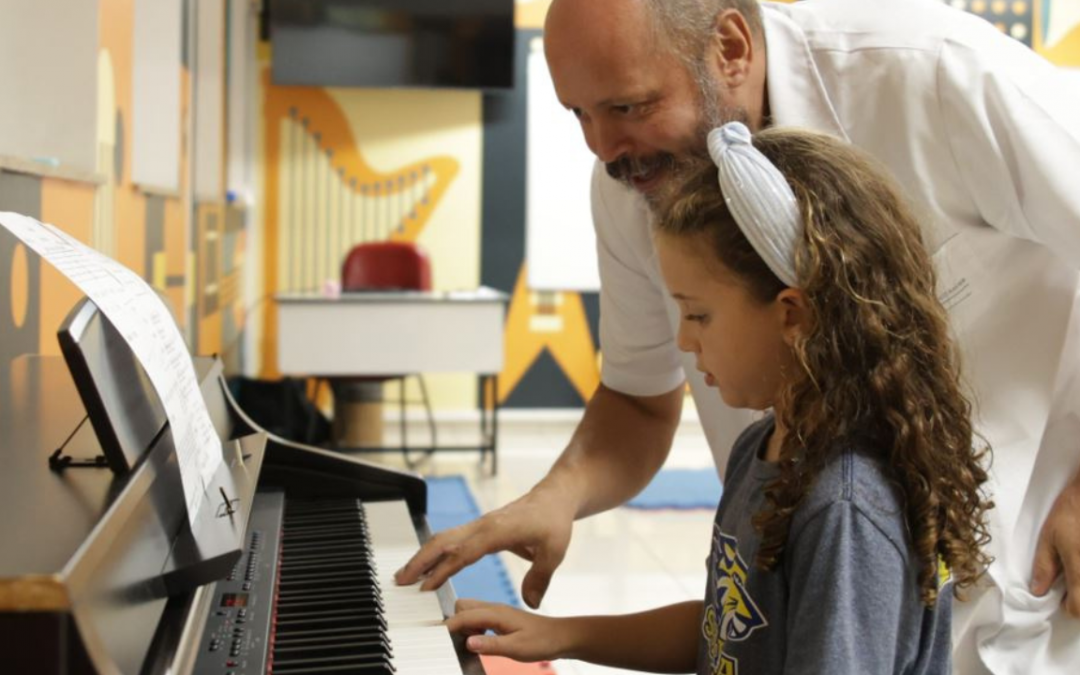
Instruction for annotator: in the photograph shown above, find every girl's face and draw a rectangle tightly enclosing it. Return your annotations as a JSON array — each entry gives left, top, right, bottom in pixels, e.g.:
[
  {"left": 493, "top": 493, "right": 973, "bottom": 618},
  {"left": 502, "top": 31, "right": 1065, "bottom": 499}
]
[{"left": 656, "top": 234, "right": 799, "bottom": 411}]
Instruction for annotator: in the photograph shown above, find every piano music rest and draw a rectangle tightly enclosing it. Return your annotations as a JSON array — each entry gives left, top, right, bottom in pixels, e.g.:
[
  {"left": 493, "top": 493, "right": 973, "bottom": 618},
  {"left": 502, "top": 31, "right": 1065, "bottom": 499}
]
[
  {"left": 0, "top": 297, "right": 483, "bottom": 675},
  {"left": 58, "top": 298, "right": 260, "bottom": 596},
  {"left": 0, "top": 354, "right": 266, "bottom": 675}
]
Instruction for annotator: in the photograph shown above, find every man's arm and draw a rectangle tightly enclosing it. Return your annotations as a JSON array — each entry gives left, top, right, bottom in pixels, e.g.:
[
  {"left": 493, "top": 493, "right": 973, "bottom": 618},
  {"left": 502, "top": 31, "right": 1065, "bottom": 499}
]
[
  {"left": 395, "top": 382, "right": 683, "bottom": 608},
  {"left": 545, "top": 382, "right": 684, "bottom": 520}
]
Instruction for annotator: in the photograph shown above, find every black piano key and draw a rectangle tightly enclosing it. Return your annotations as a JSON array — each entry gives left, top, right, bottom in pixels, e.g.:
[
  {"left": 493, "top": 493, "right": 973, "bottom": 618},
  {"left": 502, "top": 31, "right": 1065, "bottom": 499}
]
[
  {"left": 276, "top": 581, "right": 379, "bottom": 599},
  {"left": 276, "top": 585, "right": 382, "bottom": 601},
  {"left": 283, "top": 525, "right": 370, "bottom": 539},
  {"left": 277, "top": 590, "right": 384, "bottom": 611},
  {"left": 271, "top": 653, "right": 395, "bottom": 674},
  {"left": 281, "top": 541, "right": 371, "bottom": 555},
  {"left": 273, "top": 625, "right": 388, "bottom": 646},
  {"left": 285, "top": 542, "right": 369, "bottom": 552},
  {"left": 280, "top": 555, "right": 375, "bottom": 571},
  {"left": 282, "top": 570, "right": 377, "bottom": 585},
  {"left": 280, "top": 558, "right": 376, "bottom": 573},
  {"left": 278, "top": 572, "right": 378, "bottom": 589},
  {"left": 275, "top": 638, "right": 392, "bottom": 660},
  {"left": 276, "top": 606, "right": 384, "bottom": 622},
  {"left": 274, "top": 616, "right": 388, "bottom": 638},
  {"left": 262, "top": 496, "right": 402, "bottom": 675},
  {"left": 271, "top": 660, "right": 394, "bottom": 675}
]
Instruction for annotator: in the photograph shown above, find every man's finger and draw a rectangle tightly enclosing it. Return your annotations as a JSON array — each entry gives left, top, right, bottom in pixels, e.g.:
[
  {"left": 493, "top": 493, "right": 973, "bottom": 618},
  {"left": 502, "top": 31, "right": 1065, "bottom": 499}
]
[
  {"left": 395, "top": 534, "right": 458, "bottom": 585},
  {"left": 520, "top": 548, "right": 563, "bottom": 609},
  {"left": 1060, "top": 540, "right": 1080, "bottom": 618},
  {"left": 509, "top": 544, "right": 537, "bottom": 563},
  {"left": 419, "top": 541, "right": 485, "bottom": 591},
  {"left": 1030, "top": 525, "right": 1062, "bottom": 596}
]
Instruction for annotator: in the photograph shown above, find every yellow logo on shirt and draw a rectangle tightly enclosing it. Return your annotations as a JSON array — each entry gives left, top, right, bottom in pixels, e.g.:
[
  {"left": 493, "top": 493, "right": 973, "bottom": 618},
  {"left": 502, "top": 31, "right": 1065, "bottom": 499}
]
[
  {"left": 703, "top": 527, "right": 768, "bottom": 675},
  {"left": 937, "top": 555, "right": 952, "bottom": 590}
]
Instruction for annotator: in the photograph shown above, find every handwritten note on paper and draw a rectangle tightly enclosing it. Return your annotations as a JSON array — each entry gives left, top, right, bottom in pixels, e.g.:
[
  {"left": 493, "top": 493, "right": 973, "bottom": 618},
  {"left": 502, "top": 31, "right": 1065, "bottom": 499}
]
[{"left": 0, "top": 212, "right": 222, "bottom": 525}]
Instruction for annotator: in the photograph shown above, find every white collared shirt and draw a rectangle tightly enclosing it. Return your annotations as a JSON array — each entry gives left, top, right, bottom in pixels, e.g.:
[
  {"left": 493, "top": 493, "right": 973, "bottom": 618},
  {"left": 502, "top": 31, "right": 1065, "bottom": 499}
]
[{"left": 593, "top": 1, "right": 1080, "bottom": 672}]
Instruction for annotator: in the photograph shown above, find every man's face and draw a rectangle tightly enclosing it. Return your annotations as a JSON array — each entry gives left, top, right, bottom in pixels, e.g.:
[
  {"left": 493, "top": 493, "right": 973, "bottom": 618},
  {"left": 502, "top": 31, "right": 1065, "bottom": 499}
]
[{"left": 545, "top": 2, "right": 745, "bottom": 205}]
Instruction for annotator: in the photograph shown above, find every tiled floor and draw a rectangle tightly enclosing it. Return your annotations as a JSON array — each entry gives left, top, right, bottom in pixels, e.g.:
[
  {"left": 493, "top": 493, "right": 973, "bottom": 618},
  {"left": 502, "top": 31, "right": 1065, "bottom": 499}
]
[{"left": 382, "top": 416, "right": 717, "bottom": 675}]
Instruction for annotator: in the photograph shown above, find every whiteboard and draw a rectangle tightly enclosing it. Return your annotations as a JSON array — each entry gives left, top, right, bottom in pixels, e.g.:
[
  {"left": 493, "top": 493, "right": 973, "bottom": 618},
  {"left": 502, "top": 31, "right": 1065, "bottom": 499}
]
[
  {"left": 0, "top": 0, "right": 99, "bottom": 175},
  {"left": 525, "top": 37, "right": 601, "bottom": 292},
  {"left": 195, "top": 0, "right": 224, "bottom": 202},
  {"left": 226, "top": 0, "right": 253, "bottom": 199},
  {"left": 133, "top": 0, "right": 182, "bottom": 191}
]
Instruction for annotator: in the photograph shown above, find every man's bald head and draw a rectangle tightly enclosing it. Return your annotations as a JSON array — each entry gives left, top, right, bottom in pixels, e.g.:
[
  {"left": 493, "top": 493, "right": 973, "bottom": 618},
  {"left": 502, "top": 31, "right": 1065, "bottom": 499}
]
[{"left": 546, "top": 0, "right": 762, "bottom": 70}]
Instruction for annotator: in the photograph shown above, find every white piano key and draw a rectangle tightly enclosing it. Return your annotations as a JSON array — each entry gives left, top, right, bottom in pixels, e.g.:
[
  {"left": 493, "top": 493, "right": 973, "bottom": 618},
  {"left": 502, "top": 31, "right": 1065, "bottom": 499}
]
[{"left": 363, "top": 500, "right": 465, "bottom": 674}]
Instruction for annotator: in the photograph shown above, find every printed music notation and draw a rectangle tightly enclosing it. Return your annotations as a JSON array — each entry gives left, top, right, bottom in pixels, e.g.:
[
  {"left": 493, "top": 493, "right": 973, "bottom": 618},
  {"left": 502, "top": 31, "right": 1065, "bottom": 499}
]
[{"left": 0, "top": 212, "right": 222, "bottom": 526}]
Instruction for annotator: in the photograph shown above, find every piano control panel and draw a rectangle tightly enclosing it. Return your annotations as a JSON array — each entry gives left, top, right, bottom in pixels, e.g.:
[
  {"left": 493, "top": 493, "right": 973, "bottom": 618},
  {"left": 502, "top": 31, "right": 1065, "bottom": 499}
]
[{"left": 193, "top": 491, "right": 284, "bottom": 675}]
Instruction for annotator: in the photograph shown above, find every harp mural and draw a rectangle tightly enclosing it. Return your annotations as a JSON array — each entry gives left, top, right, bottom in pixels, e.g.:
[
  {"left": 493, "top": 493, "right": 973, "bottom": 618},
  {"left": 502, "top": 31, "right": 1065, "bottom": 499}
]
[{"left": 259, "top": 73, "right": 462, "bottom": 378}]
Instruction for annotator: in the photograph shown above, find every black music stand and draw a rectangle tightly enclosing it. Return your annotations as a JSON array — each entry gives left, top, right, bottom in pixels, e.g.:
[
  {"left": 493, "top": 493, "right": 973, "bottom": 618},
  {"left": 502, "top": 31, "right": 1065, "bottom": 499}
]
[
  {"left": 57, "top": 298, "right": 253, "bottom": 595},
  {"left": 57, "top": 298, "right": 166, "bottom": 474}
]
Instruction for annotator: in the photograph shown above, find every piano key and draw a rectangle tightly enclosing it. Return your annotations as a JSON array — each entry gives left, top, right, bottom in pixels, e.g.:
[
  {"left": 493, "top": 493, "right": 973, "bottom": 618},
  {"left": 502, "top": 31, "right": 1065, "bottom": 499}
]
[
  {"left": 189, "top": 495, "right": 467, "bottom": 675},
  {"left": 362, "top": 501, "right": 464, "bottom": 673}
]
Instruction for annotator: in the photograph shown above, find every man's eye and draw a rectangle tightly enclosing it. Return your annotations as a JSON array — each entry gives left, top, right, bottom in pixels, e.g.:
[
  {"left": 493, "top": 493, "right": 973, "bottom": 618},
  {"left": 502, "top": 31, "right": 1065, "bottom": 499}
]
[
  {"left": 685, "top": 314, "right": 707, "bottom": 322},
  {"left": 612, "top": 104, "right": 635, "bottom": 115}
]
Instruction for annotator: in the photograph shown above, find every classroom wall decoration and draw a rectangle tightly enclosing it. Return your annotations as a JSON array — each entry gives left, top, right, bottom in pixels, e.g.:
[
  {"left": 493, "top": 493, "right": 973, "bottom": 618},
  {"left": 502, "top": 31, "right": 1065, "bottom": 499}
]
[
  {"left": 257, "top": 50, "right": 486, "bottom": 410},
  {"left": 480, "top": 25, "right": 601, "bottom": 408},
  {"left": 949, "top": 0, "right": 1080, "bottom": 64},
  {"left": 253, "top": 2, "right": 603, "bottom": 410},
  {"left": 0, "top": 0, "right": 249, "bottom": 416},
  {"left": 3, "top": 0, "right": 1078, "bottom": 416}
]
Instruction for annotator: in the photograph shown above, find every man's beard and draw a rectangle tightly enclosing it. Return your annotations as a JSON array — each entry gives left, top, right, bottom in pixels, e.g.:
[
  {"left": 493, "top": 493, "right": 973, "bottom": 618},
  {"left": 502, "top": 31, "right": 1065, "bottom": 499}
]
[{"left": 606, "top": 69, "right": 749, "bottom": 211}]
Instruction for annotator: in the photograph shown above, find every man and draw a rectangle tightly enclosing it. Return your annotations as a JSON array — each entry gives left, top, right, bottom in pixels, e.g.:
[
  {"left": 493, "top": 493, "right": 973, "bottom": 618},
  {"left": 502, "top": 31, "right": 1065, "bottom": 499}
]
[{"left": 397, "top": 0, "right": 1080, "bottom": 671}]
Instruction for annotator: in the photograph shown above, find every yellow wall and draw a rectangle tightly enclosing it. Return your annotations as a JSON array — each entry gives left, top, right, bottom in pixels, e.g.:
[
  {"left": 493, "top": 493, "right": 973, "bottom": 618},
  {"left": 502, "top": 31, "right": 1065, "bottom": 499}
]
[{"left": 258, "top": 53, "right": 484, "bottom": 409}]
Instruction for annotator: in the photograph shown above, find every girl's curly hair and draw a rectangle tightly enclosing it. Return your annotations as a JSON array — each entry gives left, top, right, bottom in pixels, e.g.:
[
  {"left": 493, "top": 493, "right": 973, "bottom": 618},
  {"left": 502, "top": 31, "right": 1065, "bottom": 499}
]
[{"left": 656, "top": 127, "right": 993, "bottom": 605}]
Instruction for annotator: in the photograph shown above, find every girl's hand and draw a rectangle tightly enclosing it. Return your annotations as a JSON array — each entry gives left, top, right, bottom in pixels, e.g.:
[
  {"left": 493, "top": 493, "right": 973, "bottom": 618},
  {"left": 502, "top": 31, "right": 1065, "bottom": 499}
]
[{"left": 445, "top": 598, "right": 571, "bottom": 661}]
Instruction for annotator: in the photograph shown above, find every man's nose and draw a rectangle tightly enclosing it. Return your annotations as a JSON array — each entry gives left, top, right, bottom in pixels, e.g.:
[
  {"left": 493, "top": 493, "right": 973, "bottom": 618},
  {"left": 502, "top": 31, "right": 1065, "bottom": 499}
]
[{"left": 585, "top": 119, "right": 631, "bottom": 164}]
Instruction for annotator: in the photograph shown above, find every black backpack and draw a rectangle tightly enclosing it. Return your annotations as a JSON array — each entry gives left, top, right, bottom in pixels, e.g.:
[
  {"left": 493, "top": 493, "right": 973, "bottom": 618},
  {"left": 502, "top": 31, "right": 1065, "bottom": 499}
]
[{"left": 227, "top": 376, "right": 331, "bottom": 447}]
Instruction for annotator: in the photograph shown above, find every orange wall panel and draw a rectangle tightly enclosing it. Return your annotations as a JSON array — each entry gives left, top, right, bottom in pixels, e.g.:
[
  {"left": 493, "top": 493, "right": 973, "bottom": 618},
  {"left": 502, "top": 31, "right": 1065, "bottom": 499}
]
[{"left": 37, "top": 179, "right": 96, "bottom": 354}]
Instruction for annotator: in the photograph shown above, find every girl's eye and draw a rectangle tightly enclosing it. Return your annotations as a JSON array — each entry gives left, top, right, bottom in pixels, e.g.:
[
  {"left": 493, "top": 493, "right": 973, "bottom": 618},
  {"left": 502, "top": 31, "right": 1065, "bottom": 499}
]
[{"left": 684, "top": 314, "right": 708, "bottom": 323}]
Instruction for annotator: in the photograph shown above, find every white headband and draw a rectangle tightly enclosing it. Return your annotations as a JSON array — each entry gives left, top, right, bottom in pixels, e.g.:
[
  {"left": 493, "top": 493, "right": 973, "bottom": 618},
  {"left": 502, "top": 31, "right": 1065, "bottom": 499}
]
[{"left": 707, "top": 122, "right": 802, "bottom": 287}]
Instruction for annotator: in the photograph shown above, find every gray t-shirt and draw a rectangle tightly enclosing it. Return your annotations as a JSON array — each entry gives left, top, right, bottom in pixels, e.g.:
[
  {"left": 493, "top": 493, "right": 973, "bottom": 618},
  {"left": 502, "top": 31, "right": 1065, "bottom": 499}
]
[{"left": 697, "top": 416, "right": 952, "bottom": 675}]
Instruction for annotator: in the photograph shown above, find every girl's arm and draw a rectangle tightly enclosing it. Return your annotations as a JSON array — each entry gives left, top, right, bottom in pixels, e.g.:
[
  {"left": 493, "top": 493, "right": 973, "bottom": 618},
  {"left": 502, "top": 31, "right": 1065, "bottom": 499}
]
[{"left": 446, "top": 598, "right": 703, "bottom": 673}]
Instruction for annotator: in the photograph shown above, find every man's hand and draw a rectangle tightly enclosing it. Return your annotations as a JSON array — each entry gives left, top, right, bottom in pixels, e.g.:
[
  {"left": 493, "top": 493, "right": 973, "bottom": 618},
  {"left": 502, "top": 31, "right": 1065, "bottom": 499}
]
[
  {"left": 1031, "top": 471, "right": 1080, "bottom": 617},
  {"left": 445, "top": 599, "right": 572, "bottom": 661},
  {"left": 395, "top": 484, "right": 577, "bottom": 608}
]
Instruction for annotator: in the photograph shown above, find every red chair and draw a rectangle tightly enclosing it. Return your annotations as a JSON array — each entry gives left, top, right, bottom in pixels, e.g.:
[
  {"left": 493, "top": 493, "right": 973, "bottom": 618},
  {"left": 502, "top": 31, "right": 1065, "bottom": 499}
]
[
  {"left": 341, "top": 241, "right": 432, "bottom": 292},
  {"left": 332, "top": 242, "right": 437, "bottom": 463}
]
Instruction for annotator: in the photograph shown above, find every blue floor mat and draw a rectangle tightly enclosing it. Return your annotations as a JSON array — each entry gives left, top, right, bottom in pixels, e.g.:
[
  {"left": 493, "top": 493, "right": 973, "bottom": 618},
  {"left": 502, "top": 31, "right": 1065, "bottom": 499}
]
[
  {"left": 426, "top": 476, "right": 521, "bottom": 608},
  {"left": 626, "top": 468, "right": 724, "bottom": 510}
]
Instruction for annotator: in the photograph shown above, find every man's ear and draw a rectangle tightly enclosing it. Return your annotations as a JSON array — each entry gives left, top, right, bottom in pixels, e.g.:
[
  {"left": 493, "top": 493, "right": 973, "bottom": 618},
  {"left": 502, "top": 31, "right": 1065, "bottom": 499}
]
[
  {"left": 776, "top": 288, "right": 811, "bottom": 346},
  {"left": 708, "top": 9, "right": 755, "bottom": 87}
]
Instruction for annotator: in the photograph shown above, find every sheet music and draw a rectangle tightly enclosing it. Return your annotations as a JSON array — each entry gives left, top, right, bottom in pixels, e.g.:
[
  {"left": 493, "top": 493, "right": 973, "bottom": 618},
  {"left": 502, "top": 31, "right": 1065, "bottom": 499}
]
[{"left": 0, "top": 212, "right": 221, "bottom": 525}]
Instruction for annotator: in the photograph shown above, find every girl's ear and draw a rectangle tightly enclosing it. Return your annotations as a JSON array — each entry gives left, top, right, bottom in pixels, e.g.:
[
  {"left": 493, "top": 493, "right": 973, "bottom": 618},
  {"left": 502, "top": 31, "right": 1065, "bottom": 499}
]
[{"left": 775, "top": 288, "right": 811, "bottom": 346}]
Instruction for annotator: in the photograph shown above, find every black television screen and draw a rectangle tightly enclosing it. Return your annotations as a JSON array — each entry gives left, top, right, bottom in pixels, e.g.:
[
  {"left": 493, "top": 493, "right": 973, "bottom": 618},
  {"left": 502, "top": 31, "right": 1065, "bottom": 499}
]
[{"left": 270, "top": 0, "right": 515, "bottom": 90}]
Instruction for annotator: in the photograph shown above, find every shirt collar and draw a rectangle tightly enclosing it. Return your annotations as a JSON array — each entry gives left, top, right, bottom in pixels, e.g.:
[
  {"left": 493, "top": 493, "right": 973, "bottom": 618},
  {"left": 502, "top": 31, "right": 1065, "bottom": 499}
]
[{"left": 761, "top": 4, "right": 849, "bottom": 142}]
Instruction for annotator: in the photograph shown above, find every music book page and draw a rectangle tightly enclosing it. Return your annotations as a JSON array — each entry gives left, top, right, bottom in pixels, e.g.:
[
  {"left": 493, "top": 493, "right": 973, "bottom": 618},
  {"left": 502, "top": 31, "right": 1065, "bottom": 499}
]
[{"left": 0, "top": 212, "right": 221, "bottom": 525}]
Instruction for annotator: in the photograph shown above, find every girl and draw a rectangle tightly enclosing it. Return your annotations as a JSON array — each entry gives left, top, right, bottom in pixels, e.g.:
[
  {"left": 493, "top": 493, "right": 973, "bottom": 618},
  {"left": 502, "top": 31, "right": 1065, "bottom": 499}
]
[{"left": 446, "top": 122, "right": 993, "bottom": 674}]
